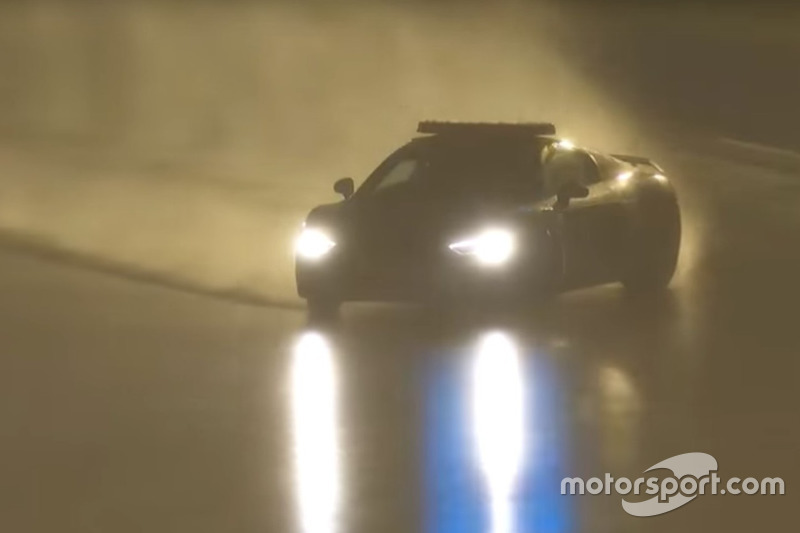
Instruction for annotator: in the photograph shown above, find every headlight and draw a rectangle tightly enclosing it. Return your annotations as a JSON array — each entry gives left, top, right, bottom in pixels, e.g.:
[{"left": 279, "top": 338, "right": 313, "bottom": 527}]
[
  {"left": 296, "top": 228, "right": 336, "bottom": 260},
  {"left": 448, "top": 228, "right": 516, "bottom": 265}
]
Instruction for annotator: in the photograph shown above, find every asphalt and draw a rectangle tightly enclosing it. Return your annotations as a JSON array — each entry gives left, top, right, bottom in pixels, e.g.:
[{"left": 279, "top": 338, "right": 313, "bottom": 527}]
[{"left": 0, "top": 144, "right": 798, "bottom": 533}]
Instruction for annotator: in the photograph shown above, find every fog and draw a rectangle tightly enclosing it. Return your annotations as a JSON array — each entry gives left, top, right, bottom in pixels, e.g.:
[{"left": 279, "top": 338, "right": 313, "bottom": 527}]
[{"left": 0, "top": 1, "right": 644, "bottom": 302}]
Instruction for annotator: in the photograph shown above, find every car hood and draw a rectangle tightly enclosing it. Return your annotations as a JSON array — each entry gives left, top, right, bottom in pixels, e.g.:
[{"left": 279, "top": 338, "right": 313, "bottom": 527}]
[{"left": 304, "top": 197, "right": 530, "bottom": 244}]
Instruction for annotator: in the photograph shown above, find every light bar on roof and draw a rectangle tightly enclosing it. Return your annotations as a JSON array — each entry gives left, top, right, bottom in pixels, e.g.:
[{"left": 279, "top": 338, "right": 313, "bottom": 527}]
[{"left": 417, "top": 121, "right": 557, "bottom": 136}]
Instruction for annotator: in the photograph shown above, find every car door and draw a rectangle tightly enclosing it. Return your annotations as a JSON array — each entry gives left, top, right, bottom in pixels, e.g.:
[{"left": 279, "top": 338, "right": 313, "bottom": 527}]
[{"left": 545, "top": 151, "right": 627, "bottom": 287}]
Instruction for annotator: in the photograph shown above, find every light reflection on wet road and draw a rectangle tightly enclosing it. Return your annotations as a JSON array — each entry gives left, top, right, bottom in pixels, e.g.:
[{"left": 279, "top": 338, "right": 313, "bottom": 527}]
[
  {"left": 276, "top": 280, "right": 687, "bottom": 533},
  {"left": 291, "top": 332, "right": 341, "bottom": 533},
  {"left": 0, "top": 149, "right": 799, "bottom": 532},
  {"left": 423, "top": 330, "right": 570, "bottom": 533}
]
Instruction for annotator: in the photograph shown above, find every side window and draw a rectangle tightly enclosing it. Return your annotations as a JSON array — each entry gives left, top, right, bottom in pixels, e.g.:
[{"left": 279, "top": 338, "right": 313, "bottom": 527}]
[
  {"left": 543, "top": 153, "right": 582, "bottom": 197},
  {"left": 593, "top": 153, "right": 623, "bottom": 182},
  {"left": 372, "top": 159, "right": 419, "bottom": 194},
  {"left": 580, "top": 154, "right": 601, "bottom": 185},
  {"left": 543, "top": 152, "right": 599, "bottom": 195}
]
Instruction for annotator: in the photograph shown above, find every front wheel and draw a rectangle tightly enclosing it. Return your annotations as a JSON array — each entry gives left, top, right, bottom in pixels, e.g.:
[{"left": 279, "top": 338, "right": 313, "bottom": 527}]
[
  {"left": 306, "top": 297, "right": 341, "bottom": 320},
  {"left": 623, "top": 196, "right": 681, "bottom": 294},
  {"left": 623, "top": 255, "right": 677, "bottom": 293}
]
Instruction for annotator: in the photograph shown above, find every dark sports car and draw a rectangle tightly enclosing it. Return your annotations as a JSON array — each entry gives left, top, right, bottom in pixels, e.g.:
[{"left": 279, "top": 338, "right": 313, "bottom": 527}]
[{"left": 295, "top": 121, "right": 681, "bottom": 314}]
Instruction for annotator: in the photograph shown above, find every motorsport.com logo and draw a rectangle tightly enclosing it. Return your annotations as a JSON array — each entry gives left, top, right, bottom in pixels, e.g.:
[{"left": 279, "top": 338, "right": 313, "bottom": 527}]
[{"left": 561, "top": 452, "right": 785, "bottom": 517}]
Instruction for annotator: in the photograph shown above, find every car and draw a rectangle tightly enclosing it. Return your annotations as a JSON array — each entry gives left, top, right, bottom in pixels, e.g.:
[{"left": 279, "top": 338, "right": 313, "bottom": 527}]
[{"left": 295, "top": 121, "right": 681, "bottom": 315}]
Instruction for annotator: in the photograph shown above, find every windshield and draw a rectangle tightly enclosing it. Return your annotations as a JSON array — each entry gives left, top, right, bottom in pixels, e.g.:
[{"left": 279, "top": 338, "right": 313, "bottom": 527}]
[{"left": 360, "top": 138, "right": 545, "bottom": 202}]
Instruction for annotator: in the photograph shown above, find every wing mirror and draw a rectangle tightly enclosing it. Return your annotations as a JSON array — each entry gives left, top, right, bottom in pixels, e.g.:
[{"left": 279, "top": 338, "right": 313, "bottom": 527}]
[
  {"left": 555, "top": 181, "right": 589, "bottom": 209},
  {"left": 333, "top": 177, "right": 354, "bottom": 200}
]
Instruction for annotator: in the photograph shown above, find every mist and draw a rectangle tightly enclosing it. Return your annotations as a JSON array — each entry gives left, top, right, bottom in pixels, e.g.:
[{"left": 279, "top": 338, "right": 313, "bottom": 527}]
[{"left": 0, "top": 0, "right": 640, "bottom": 302}]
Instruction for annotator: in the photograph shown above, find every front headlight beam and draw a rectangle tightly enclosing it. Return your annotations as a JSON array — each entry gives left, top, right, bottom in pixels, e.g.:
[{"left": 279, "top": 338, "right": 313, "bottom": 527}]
[
  {"left": 296, "top": 228, "right": 336, "bottom": 260},
  {"left": 448, "top": 228, "right": 516, "bottom": 266}
]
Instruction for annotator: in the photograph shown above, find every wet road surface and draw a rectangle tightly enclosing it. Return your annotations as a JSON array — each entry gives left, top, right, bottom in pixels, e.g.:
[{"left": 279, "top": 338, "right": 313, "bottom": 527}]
[{"left": 1, "top": 147, "right": 798, "bottom": 533}]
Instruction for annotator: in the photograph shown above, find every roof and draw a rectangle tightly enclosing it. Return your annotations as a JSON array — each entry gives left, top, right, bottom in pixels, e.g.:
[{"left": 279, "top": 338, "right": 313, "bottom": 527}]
[{"left": 417, "top": 121, "right": 557, "bottom": 137}]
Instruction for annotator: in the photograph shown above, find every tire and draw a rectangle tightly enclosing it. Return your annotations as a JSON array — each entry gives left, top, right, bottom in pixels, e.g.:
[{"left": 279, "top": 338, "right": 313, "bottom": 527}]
[
  {"left": 623, "top": 255, "right": 677, "bottom": 293},
  {"left": 306, "top": 297, "right": 341, "bottom": 320},
  {"left": 623, "top": 196, "right": 681, "bottom": 294}
]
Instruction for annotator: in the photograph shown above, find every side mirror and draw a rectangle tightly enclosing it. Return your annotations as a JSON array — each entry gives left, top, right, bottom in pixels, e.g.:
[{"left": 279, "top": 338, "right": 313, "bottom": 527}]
[
  {"left": 555, "top": 181, "right": 589, "bottom": 209},
  {"left": 333, "top": 177, "right": 354, "bottom": 200}
]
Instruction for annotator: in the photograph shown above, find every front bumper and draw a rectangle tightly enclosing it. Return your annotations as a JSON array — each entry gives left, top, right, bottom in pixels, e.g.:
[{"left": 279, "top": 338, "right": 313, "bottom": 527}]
[{"left": 295, "top": 238, "right": 554, "bottom": 303}]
